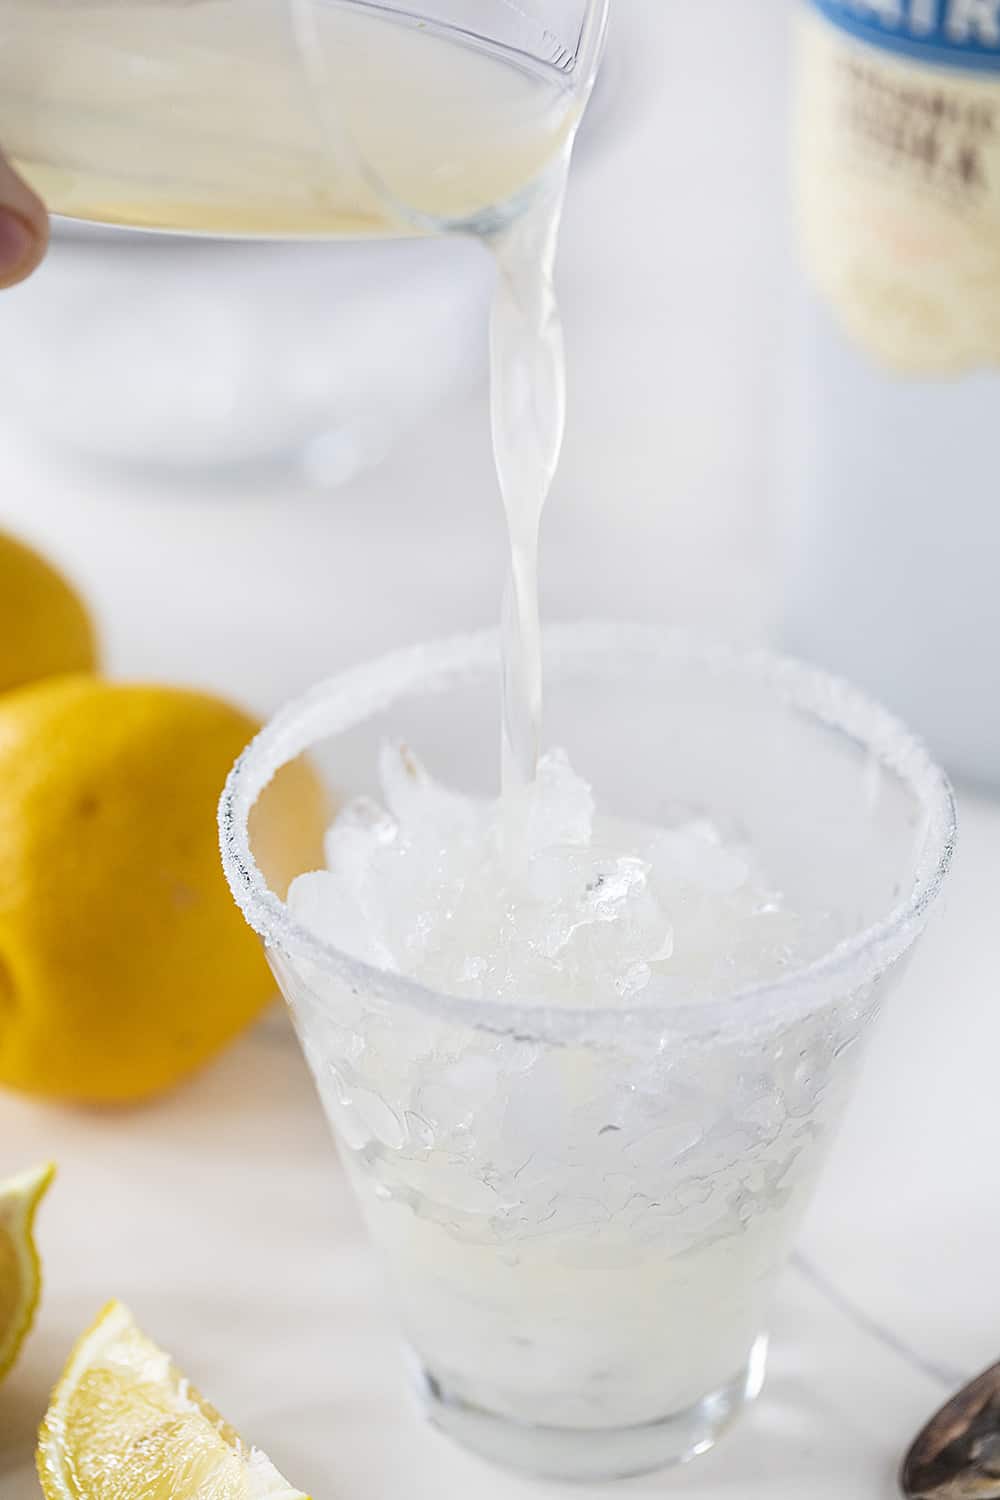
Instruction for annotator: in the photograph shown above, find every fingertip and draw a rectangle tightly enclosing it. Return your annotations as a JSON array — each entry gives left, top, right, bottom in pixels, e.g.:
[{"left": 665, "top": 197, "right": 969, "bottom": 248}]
[
  {"left": 0, "top": 153, "right": 49, "bottom": 287},
  {"left": 0, "top": 207, "right": 46, "bottom": 289}
]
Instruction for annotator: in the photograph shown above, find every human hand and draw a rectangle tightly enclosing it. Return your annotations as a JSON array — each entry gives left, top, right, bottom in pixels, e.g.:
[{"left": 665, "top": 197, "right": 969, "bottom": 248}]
[{"left": 0, "top": 152, "right": 48, "bottom": 288}]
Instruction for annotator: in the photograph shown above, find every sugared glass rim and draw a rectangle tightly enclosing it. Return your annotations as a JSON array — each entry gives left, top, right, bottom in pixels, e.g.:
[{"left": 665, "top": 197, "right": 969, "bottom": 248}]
[{"left": 219, "top": 624, "right": 956, "bottom": 1040}]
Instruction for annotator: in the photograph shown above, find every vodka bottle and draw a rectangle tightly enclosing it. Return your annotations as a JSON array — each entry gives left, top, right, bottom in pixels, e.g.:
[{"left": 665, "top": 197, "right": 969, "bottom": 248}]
[{"left": 783, "top": 0, "right": 1000, "bottom": 786}]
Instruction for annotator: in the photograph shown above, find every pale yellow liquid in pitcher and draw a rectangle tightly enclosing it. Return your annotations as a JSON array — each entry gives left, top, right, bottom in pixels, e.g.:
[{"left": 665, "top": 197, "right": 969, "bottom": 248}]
[{"left": 0, "top": 0, "right": 578, "bottom": 236}]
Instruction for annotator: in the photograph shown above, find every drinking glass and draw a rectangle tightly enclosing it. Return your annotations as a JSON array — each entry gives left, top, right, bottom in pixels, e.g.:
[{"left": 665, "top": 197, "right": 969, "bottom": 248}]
[
  {"left": 0, "top": 0, "right": 609, "bottom": 237},
  {"left": 219, "top": 624, "right": 955, "bottom": 1481}
]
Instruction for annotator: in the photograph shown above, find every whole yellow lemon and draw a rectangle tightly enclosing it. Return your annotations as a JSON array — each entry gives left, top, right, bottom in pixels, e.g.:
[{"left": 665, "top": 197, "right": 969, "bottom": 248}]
[
  {"left": 0, "top": 532, "right": 97, "bottom": 694},
  {"left": 0, "top": 677, "right": 325, "bottom": 1104}
]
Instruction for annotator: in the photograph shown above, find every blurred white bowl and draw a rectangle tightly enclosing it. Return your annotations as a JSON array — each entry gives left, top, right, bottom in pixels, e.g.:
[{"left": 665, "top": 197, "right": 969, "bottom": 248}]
[{"left": 0, "top": 226, "right": 494, "bottom": 484}]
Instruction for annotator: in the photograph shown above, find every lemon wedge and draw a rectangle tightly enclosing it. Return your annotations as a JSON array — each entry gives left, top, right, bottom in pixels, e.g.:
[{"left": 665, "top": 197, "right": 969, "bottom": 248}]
[
  {"left": 37, "top": 1301, "right": 310, "bottom": 1500},
  {"left": 0, "top": 1160, "right": 54, "bottom": 1384}
]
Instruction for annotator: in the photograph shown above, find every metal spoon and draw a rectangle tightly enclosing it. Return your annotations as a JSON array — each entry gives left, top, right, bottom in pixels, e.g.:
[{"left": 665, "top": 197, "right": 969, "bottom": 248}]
[{"left": 901, "top": 1363, "right": 1000, "bottom": 1498}]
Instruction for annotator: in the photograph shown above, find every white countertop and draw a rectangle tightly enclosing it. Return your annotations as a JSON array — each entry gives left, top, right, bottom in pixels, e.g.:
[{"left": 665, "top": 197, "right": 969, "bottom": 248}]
[{"left": 2, "top": 3, "right": 998, "bottom": 1497}]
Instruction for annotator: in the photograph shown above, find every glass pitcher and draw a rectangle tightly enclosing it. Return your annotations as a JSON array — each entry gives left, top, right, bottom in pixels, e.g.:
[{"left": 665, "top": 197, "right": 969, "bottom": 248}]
[{"left": 0, "top": 0, "right": 609, "bottom": 237}]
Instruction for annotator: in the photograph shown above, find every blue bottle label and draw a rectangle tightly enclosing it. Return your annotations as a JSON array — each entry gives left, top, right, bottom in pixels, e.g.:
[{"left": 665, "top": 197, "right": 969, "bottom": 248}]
[
  {"left": 798, "top": 0, "right": 1000, "bottom": 373},
  {"left": 810, "top": 0, "right": 1000, "bottom": 71}
]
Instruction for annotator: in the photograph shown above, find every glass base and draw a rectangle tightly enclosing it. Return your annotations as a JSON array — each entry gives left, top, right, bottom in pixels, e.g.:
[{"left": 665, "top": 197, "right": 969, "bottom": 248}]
[{"left": 412, "top": 1335, "right": 769, "bottom": 1483}]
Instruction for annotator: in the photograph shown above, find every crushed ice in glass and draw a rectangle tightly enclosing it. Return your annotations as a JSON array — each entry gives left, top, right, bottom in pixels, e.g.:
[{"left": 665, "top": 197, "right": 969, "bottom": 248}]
[{"left": 288, "top": 744, "right": 807, "bottom": 1006}]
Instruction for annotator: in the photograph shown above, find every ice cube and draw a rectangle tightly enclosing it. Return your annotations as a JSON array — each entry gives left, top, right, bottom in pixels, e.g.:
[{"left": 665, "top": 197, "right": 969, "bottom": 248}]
[
  {"left": 287, "top": 870, "right": 394, "bottom": 969},
  {"left": 502, "top": 745, "right": 594, "bottom": 857},
  {"left": 323, "top": 794, "right": 397, "bottom": 879},
  {"left": 378, "top": 741, "right": 482, "bottom": 844},
  {"left": 646, "top": 822, "right": 750, "bottom": 896}
]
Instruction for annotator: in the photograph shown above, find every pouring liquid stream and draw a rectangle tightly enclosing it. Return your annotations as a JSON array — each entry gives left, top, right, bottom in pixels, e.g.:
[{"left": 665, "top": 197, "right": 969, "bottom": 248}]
[{"left": 489, "top": 167, "right": 570, "bottom": 794}]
